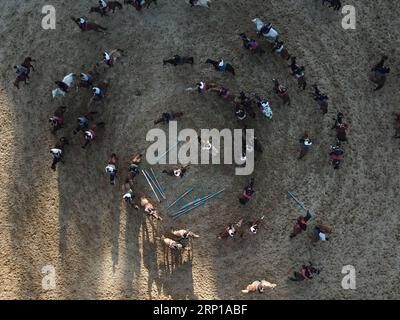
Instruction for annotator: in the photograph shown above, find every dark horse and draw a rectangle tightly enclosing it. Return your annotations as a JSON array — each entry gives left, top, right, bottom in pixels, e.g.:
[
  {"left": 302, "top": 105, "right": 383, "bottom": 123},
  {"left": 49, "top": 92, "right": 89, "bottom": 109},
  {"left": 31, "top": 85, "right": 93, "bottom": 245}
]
[
  {"left": 90, "top": 1, "right": 123, "bottom": 16},
  {"left": 322, "top": 0, "right": 342, "bottom": 10},
  {"left": 205, "top": 58, "right": 235, "bottom": 75},
  {"left": 71, "top": 17, "right": 107, "bottom": 33},
  {"left": 289, "top": 263, "right": 321, "bottom": 281},
  {"left": 124, "top": 0, "right": 157, "bottom": 10}
]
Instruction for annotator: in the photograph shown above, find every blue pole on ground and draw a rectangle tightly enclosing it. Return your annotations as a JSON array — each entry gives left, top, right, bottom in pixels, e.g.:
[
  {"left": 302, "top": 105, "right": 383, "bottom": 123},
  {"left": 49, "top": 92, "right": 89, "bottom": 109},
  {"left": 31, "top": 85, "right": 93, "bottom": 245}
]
[{"left": 166, "top": 187, "right": 193, "bottom": 210}]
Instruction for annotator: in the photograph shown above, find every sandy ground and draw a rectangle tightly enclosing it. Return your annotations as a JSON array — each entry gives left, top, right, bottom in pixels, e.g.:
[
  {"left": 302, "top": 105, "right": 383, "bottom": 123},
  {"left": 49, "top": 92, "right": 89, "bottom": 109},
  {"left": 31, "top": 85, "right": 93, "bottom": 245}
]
[{"left": 0, "top": 0, "right": 400, "bottom": 300}]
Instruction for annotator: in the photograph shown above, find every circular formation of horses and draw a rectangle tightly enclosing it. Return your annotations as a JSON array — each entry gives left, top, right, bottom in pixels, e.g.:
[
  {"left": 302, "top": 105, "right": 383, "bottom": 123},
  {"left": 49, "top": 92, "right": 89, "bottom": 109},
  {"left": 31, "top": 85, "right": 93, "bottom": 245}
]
[{"left": 6, "top": 0, "right": 398, "bottom": 299}]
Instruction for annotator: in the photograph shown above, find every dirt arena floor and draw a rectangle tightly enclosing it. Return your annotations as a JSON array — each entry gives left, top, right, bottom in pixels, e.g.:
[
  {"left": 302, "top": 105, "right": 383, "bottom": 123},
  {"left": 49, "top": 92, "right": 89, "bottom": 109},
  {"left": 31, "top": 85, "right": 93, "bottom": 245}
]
[{"left": 1, "top": 0, "right": 400, "bottom": 300}]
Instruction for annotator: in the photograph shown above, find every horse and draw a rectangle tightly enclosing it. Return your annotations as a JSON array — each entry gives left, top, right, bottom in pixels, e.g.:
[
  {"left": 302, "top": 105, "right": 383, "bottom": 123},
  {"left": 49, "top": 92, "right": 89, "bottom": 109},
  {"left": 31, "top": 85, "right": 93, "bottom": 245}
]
[
  {"left": 189, "top": 81, "right": 218, "bottom": 94},
  {"left": 13, "top": 74, "right": 29, "bottom": 89},
  {"left": 89, "top": 1, "right": 123, "bottom": 16},
  {"left": 129, "top": 154, "right": 142, "bottom": 182},
  {"left": 154, "top": 111, "right": 184, "bottom": 124},
  {"left": 189, "top": 0, "right": 211, "bottom": 7},
  {"left": 310, "top": 222, "right": 332, "bottom": 242},
  {"left": 239, "top": 178, "right": 255, "bottom": 205},
  {"left": 393, "top": 113, "right": 400, "bottom": 138},
  {"left": 292, "top": 65, "right": 307, "bottom": 90},
  {"left": 162, "top": 165, "right": 189, "bottom": 178},
  {"left": 237, "top": 91, "right": 256, "bottom": 119},
  {"left": 140, "top": 196, "right": 162, "bottom": 220},
  {"left": 273, "top": 79, "right": 291, "bottom": 106},
  {"left": 241, "top": 280, "right": 276, "bottom": 293},
  {"left": 159, "top": 236, "right": 184, "bottom": 251},
  {"left": 290, "top": 211, "right": 312, "bottom": 239},
  {"left": 82, "top": 122, "right": 105, "bottom": 148},
  {"left": 101, "top": 49, "right": 124, "bottom": 68},
  {"left": 252, "top": 18, "right": 279, "bottom": 41},
  {"left": 171, "top": 229, "right": 200, "bottom": 240},
  {"left": 205, "top": 59, "right": 235, "bottom": 75},
  {"left": 209, "top": 86, "right": 235, "bottom": 102},
  {"left": 322, "top": 0, "right": 342, "bottom": 10},
  {"left": 330, "top": 142, "right": 344, "bottom": 169},
  {"left": 122, "top": 179, "right": 139, "bottom": 208},
  {"left": 163, "top": 55, "right": 194, "bottom": 66},
  {"left": 49, "top": 106, "right": 67, "bottom": 133},
  {"left": 124, "top": 0, "right": 157, "bottom": 10},
  {"left": 239, "top": 216, "right": 265, "bottom": 238},
  {"left": 50, "top": 137, "right": 69, "bottom": 171},
  {"left": 218, "top": 218, "right": 243, "bottom": 239},
  {"left": 53, "top": 73, "right": 76, "bottom": 97},
  {"left": 105, "top": 153, "right": 118, "bottom": 185},
  {"left": 312, "top": 85, "right": 328, "bottom": 114},
  {"left": 71, "top": 17, "right": 107, "bottom": 33},
  {"left": 370, "top": 67, "right": 390, "bottom": 91},
  {"left": 240, "top": 33, "right": 265, "bottom": 55},
  {"left": 298, "top": 131, "right": 312, "bottom": 159},
  {"left": 289, "top": 263, "right": 320, "bottom": 281},
  {"left": 272, "top": 40, "right": 291, "bottom": 60}
]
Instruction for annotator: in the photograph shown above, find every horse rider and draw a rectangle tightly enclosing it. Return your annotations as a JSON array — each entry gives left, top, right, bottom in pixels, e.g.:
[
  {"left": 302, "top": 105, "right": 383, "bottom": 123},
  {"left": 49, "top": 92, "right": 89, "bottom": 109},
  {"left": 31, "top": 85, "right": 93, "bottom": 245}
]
[
  {"left": 239, "top": 178, "right": 255, "bottom": 205},
  {"left": 105, "top": 154, "right": 118, "bottom": 185},
  {"left": 258, "top": 22, "right": 273, "bottom": 37},
  {"left": 14, "top": 64, "right": 29, "bottom": 78},
  {"left": 272, "top": 40, "right": 285, "bottom": 54},
  {"left": 82, "top": 128, "right": 97, "bottom": 148},
  {"left": 99, "top": 0, "right": 108, "bottom": 14},
  {"left": 129, "top": 154, "right": 142, "bottom": 178},
  {"left": 50, "top": 138, "right": 68, "bottom": 170},
  {"left": 240, "top": 33, "right": 261, "bottom": 53},
  {"left": 50, "top": 146, "right": 63, "bottom": 171},
  {"left": 330, "top": 143, "right": 344, "bottom": 169},
  {"left": 162, "top": 165, "right": 188, "bottom": 178},
  {"left": 371, "top": 55, "right": 388, "bottom": 73},
  {"left": 73, "top": 114, "right": 90, "bottom": 135},
  {"left": 216, "top": 59, "right": 227, "bottom": 71},
  {"left": 80, "top": 72, "right": 93, "bottom": 87},
  {"left": 289, "top": 264, "right": 318, "bottom": 281},
  {"left": 49, "top": 114, "right": 64, "bottom": 132},
  {"left": 312, "top": 85, "right": 329, "bottom": 113},
  {"left": 298, "top": 133, "right": 313, "bottom": 159},
  {"left": 92, "top": 86, "right": 104, "bottom": 101},
  {"left": 197, "top": 81, "right": 208, "bottom": 94},
  {"left": 77, "top": 17, "right": 88, "bottom": 31},
  {"left": 103, "top": 51, "right": 113, "bottom": 67},
  {"left": 235, "top": 104, "right": 247, "bottom": 121}
]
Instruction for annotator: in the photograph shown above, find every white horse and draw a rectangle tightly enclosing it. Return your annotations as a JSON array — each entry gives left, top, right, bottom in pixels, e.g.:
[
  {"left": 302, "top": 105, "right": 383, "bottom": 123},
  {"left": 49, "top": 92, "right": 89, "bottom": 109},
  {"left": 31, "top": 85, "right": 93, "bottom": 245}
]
[
  {"left": 189, "top": 0, "right": 211, "bottom": 7},
  {"left": 242, "top": 280, "right": 277, "bottom": 293},
  {"left": 52, "top": 73, "right": 76, "bottom": 98},
  {"left": 252, "top": 18, "right": 279, "bottom": 40}
]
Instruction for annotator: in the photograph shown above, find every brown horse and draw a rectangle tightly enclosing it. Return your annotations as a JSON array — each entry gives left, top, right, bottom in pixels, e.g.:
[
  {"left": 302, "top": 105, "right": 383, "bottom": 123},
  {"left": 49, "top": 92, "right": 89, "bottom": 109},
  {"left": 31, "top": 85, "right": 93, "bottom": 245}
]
[
  {"left": 89, "top": 1, "right": 123, "bottom": 16},
  {"left": 129, "top": 153, "right": 142, "bottom": 182},
  {"left": 298, "top": 131, "right": 312, "bottom": 159},
  {"left": 71, "top": 17, "right": 107, "bottom": 33},
  {"left": 124, "top": 0, "right": 157, "bottom": 10},
  {"left": 209, "top": 86, "right": 235, "bottom": 102},
  {"left": 273, "top": 79, "right": 291, "bottom": 106},
  {"left": 50, "top": 137, "right": 69, "bottom": 171},
  {"left": 140, "top": 196, "right": 162, "bottom": 220}
]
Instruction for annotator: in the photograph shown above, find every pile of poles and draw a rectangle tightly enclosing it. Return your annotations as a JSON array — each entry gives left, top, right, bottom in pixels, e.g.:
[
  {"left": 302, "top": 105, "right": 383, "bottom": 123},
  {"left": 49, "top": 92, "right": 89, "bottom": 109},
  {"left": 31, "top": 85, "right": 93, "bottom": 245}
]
[
  {"left": 167, "top": 187, "right": 225, "bottom": 220},
  {"left": 142, "top": 169, "right": 166, "bottom": 202}
]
